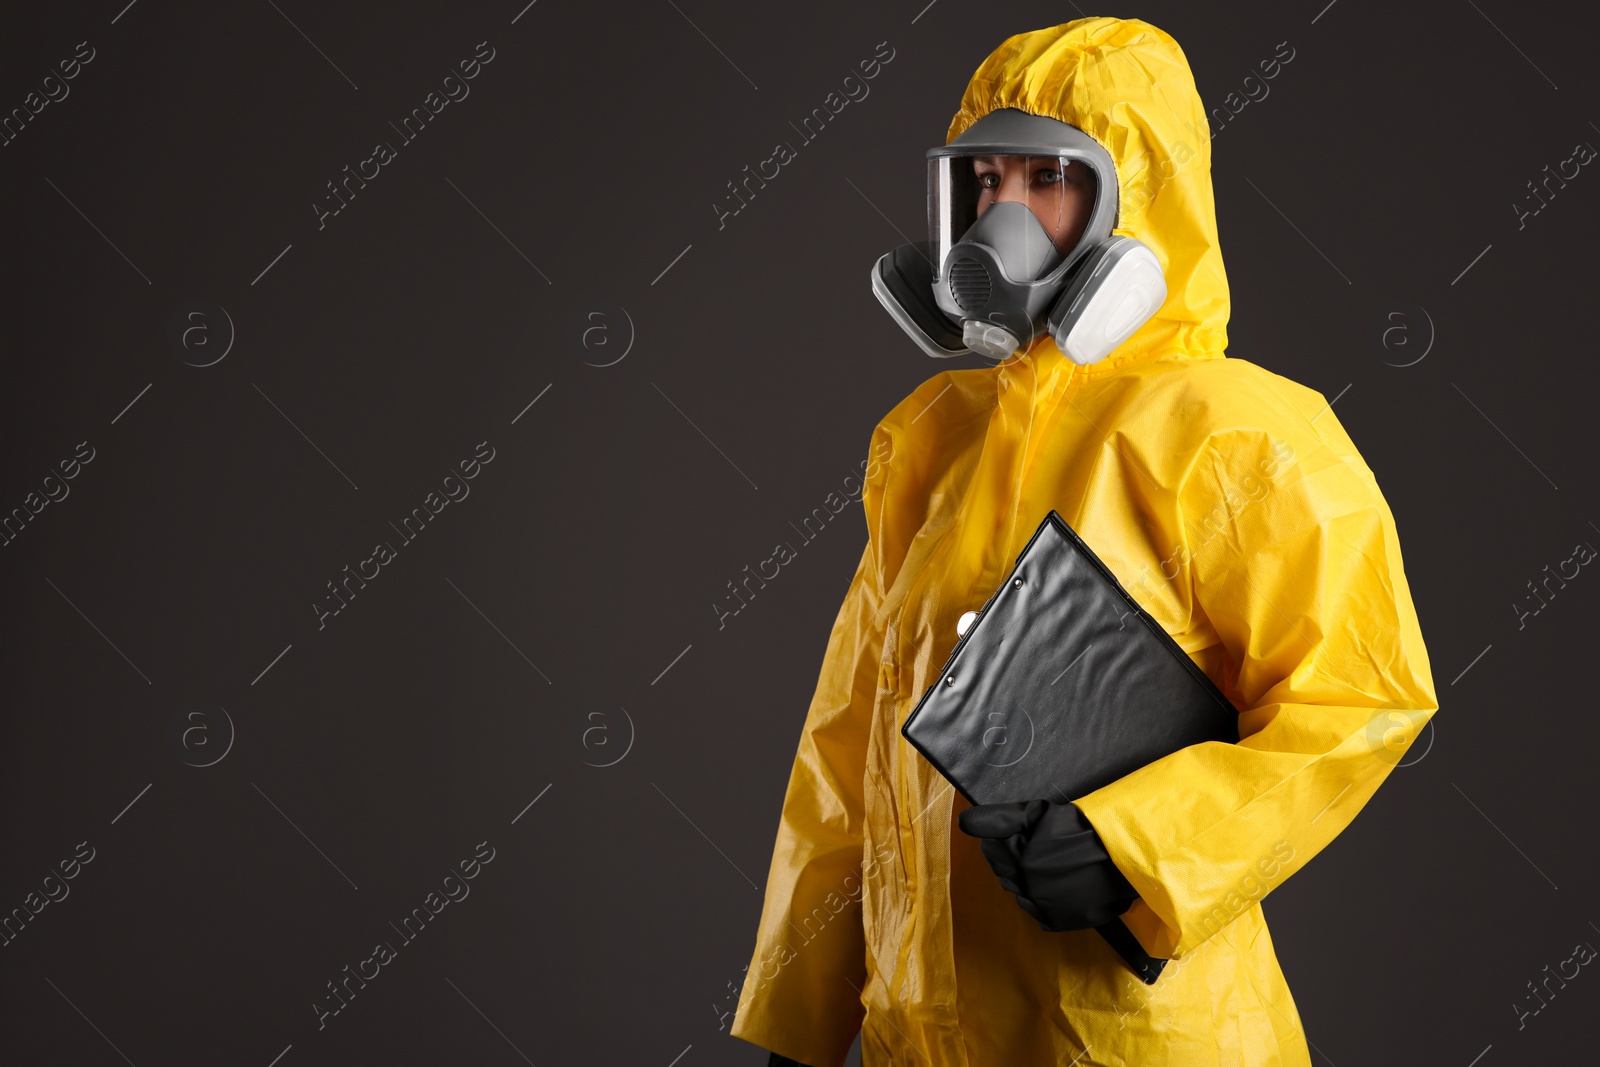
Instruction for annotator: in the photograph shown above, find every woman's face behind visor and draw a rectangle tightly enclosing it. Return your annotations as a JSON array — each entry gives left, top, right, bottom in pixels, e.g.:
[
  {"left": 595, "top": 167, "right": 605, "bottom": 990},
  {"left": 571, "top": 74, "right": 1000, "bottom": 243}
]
[{"left": 971, "top": 155, "right": 1096, "bottom": 258}]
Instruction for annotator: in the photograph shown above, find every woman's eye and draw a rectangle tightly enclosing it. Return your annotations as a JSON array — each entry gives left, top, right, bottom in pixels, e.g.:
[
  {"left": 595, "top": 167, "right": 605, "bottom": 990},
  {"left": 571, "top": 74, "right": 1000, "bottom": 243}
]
[
  {"left": 1035, "top": 168, "right": 1062, "bottom": 185},
  {"left": 977, "top": 173, "right": 999, "bottom": 189}
]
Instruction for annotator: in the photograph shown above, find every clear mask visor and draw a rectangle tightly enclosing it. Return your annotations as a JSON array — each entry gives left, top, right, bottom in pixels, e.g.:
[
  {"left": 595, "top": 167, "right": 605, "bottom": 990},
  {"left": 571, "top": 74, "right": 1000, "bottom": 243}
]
[{"left": 928, "top": 152, "right": 1097, "bottom": 283}]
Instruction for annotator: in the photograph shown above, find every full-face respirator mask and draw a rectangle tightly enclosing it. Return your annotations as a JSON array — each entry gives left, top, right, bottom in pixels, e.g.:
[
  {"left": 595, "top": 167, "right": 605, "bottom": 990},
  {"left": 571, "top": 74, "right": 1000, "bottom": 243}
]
[{"left": 871, "top": 108, "right": 1167, "bottom": 365}]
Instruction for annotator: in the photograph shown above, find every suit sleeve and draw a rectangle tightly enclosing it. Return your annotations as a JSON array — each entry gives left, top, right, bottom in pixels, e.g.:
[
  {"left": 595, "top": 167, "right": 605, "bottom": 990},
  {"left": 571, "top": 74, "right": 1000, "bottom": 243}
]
[
  {"left": 1073, "top": 420, "right": 1438, "bottom": 960},
  {"left": 729, "top": 536, "right": 883, "bottom": 1067}
]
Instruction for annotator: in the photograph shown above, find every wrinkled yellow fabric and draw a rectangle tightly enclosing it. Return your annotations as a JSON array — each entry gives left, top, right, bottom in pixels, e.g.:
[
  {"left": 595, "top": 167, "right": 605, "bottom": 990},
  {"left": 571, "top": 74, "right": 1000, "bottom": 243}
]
[{"left": 731, "top": 17, "right": 1436, "bottom": 1067}]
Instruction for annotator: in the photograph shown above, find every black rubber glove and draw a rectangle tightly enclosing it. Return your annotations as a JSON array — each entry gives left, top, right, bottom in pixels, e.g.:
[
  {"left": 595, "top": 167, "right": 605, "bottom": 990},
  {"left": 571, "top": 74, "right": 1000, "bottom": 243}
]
[
  {"left": 766, "top": 1053, "right": 812, "bottom": 1067},
  {"left": 957, "top": 798, "right": 1140, "bottom": 931}
]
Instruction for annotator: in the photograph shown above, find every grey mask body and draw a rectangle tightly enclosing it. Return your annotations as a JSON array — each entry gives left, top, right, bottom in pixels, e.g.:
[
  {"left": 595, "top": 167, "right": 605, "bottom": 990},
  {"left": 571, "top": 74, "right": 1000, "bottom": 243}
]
[{"left": 935, "top": 200, "right": 1072, "bottom": 360}]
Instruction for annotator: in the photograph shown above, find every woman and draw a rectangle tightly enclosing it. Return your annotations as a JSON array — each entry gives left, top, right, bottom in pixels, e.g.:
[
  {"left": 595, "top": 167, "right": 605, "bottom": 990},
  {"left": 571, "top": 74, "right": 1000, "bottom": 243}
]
[{"left": 732, "top": 17, "right": 1437, "bottom": 1066}]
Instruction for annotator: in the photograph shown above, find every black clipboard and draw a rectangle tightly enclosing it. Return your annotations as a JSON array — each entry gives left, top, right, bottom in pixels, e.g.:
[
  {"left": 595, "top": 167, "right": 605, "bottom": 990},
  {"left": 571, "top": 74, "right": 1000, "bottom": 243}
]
[{"left": 901, "top": 509, "right": 1239, "bottom": 983}]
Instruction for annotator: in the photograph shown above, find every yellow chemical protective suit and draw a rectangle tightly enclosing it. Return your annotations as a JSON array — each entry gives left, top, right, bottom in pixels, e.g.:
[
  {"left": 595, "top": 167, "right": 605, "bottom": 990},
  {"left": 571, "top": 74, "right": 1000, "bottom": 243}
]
[{"left": 731, "top": 17, "right": 1437, "bottom": 1067}]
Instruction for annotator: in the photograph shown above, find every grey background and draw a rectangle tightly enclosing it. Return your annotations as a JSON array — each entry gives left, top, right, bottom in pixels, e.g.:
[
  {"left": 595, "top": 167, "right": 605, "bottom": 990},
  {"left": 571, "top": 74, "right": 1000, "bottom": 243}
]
[{"left": 1, "top": 0, "right": 1594, "bottom": 1064}]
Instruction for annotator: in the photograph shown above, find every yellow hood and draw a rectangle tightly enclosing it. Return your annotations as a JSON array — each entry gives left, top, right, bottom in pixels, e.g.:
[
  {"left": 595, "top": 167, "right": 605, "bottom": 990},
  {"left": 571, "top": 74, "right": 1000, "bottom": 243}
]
[{"left": 947, "top": 17, "right": 1229, "bottom": 371}]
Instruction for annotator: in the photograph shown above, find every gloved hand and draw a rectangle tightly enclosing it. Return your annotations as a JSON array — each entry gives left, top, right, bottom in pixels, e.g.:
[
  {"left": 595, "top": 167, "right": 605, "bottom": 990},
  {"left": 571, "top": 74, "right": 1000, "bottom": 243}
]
[
  {"left": 766, "top": 1053, "right": 813, "bottom": 1067},
  {"left": 957, "top": 798, "right": 1140, "bottom": 931}
]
